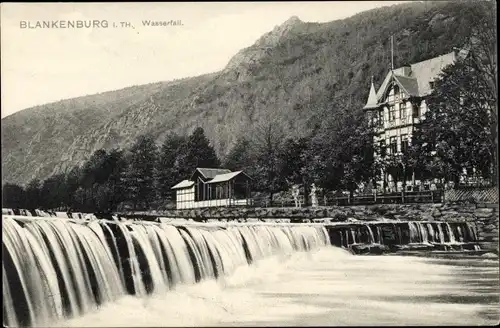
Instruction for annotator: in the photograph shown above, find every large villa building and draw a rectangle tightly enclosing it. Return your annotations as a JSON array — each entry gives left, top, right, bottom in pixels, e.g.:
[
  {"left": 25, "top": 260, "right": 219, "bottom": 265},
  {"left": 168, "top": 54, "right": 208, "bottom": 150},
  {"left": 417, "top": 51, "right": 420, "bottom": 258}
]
[{"left": 363, "top": 46, "right": 470, "bottom": 192}]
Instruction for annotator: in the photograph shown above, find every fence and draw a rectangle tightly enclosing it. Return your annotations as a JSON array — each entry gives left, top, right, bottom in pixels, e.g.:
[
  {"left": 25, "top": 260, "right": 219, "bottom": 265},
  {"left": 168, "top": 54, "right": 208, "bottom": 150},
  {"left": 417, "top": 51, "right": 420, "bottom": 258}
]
[
  {"left": 444, "top": 186, "right": 499, "bottom": 203},
  {"left": 252, "top": 190, "right": 444, "bottom": 207},
  {"left": 326, "top": 190, "right": 443, "bottom": 206}
]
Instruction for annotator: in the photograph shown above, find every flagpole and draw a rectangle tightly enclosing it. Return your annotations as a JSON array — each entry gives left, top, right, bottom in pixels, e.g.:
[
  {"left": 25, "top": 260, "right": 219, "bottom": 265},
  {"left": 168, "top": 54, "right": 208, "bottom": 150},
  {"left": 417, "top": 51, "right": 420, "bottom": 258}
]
[{"left": 391, "top": 34, "right": 394, "bottom": 71}]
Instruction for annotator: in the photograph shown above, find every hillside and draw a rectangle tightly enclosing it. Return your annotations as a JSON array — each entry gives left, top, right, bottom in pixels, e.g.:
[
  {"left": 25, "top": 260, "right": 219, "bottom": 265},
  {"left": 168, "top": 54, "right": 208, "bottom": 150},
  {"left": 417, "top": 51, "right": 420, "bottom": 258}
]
[{"left": 1, "top": 1, "right": 488, "bottom": 185}]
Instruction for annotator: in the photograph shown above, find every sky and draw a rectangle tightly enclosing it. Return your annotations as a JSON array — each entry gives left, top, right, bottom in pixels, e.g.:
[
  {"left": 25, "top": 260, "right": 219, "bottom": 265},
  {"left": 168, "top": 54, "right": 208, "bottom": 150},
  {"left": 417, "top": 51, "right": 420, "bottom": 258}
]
[{"left": 1, "top": 1, "right": 409, "bottom": 118}]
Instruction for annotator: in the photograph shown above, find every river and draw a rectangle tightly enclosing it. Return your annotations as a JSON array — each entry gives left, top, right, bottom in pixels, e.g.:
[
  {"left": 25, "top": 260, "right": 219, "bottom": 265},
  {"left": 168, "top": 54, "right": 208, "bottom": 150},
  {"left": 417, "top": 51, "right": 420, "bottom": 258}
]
[{"left": 57, "top": 246, "right": 499, "bottom": 327}]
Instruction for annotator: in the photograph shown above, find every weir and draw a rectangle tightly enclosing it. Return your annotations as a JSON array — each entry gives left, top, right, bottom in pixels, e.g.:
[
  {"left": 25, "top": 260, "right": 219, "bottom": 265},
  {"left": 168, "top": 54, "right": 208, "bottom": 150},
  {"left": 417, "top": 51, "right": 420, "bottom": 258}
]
[
  {"left": 2, "top": 215, "right": 487, "bottom": 327},
  {"left": 325, "top": 220, "right": 481, "bottom": 254},
  {"left": 2, "top": 215, "right": 329, "bottom": 328}
]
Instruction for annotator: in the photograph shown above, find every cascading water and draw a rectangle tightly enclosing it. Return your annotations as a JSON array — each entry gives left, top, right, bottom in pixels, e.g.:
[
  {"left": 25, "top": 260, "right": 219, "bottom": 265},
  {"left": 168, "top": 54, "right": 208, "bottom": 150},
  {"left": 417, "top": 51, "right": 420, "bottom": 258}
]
[
  {"left": 437, "top": 223, "right": 446, "bottom": 243},
  {"left": 445, "top": 223, "right": 457, "bottom": 244},
  {"left": 326, "top": 220, "right": 481, "bottom": 253},
  {"left": 365, "top": 225, "right": 375, "bottom": 244},
  {"left": 2, "top": 216, "right": 330, "bottom": 328}
]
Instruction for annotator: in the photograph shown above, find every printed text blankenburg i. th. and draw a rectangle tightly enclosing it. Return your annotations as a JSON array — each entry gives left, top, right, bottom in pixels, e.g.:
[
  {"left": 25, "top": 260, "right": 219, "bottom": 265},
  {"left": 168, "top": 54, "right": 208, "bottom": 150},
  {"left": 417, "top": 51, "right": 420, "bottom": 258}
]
[{"left": 20, "top": 20, "right": 110, "bottom": 28}]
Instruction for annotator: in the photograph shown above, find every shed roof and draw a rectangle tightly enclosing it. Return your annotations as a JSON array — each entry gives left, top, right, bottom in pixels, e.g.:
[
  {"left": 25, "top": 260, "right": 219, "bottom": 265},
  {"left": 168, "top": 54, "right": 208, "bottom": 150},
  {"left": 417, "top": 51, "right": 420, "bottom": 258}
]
[
  {"left": 171, "top": 180, "right": 195, "bottom": 190},
  {"left": 207, "top": 171, "right": 251, "bottom": 184},
  {"left": 194, "top": 168, "right": 231, "bottom": 179}
]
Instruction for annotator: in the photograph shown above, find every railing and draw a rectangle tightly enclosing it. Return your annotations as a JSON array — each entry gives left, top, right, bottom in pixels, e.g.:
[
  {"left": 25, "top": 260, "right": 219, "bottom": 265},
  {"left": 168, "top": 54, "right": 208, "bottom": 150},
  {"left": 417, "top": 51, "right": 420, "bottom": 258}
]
[
  {"left": 445, "top": 186, "right": 498, "bottom": 204},
  {"left": 251, "top": 190, "right": 444, "bottom": 208},
  {"left": 386, "top": 115, "right": 413, "bottom": 128},
  {"left": 326, "top": 190, "right": 443, "bottom": 206}
]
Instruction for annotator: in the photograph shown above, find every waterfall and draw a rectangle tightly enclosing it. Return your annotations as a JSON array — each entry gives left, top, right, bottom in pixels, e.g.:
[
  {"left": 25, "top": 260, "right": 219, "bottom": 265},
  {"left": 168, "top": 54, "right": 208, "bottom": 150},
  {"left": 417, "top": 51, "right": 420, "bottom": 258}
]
[
  {"left": 365, "top": 225, "right": 375, "bottom": 244},
  {"left": 409, "top": 222, "right": 418, "bottom": 243},
  {"left": 445, "top": 223, "right": 457, "bottom": 244},
  {"left": 417, "top": 223, "right": 429, "bottom": 244},
  {"left": 466, "top": 222, "right": 478, "bottom": 241},
  {"left": 350, "top": 229, "right": 357, "bottom": 244},
  {"left": 377, "top": 226, "right": 383, "bottom": 244},
  {"left": 2, "top": 217, "right": 329, "bottom": 327},
  {"left": 456, "top": 225, "right": 463, "bottom": 242},
  {"left": 427, "top": 223, "right": 435, "bottom": 243},
  {"left": 437, "top": 223, "right": 445, "bottom": 244}
]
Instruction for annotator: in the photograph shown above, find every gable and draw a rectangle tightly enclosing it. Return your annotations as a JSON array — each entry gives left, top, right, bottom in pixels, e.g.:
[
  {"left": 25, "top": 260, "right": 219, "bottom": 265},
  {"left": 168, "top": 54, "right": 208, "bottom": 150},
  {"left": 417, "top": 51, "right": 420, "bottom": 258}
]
[
  {"left": 375, "top": 51, "right": 457, "bottom": 103},
  {"left": 191, "top": 168, "right": 231, "bottom": 181}
]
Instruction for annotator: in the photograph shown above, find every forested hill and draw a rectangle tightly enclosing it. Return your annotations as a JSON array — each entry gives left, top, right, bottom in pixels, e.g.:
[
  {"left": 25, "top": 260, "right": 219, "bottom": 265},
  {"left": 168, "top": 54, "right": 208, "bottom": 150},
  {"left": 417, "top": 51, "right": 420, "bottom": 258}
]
[{"left": 1, "top": 1, "right": 490, "bottom": 185}]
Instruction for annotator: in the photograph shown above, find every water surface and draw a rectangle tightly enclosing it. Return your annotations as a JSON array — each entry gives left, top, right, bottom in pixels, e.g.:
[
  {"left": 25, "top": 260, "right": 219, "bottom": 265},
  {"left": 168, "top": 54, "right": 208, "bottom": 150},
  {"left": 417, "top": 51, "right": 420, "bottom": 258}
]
[{"left": 59, "top": 247, "right": 499, "bottom": 327}]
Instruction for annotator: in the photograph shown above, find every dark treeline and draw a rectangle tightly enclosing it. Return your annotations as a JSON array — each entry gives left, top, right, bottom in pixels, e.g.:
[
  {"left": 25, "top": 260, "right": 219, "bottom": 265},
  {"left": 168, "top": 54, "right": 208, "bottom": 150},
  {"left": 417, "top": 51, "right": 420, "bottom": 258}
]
[{"left": 2, "top": 127, "right": 219, "bottom": 212}]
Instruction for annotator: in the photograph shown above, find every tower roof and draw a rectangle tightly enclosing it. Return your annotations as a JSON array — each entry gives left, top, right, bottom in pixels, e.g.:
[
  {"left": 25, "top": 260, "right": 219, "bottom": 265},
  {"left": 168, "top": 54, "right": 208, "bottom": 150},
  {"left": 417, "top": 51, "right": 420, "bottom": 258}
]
[{"left": 363, "top": 78, "right": 378, "bottom": 110}]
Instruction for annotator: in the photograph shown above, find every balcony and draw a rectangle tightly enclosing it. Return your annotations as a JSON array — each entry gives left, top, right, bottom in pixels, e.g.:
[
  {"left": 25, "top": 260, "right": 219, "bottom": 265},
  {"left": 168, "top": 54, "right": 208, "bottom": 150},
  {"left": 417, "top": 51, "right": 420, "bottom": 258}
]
[{"left": 386, "top": 115, "right": 413, "bottom": 129}]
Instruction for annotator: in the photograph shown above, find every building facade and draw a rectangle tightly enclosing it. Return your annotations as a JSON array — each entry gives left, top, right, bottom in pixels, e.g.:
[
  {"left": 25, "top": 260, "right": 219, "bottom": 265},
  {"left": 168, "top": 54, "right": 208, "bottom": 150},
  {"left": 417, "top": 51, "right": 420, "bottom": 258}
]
[
  {"left": 171, "top": 168, "right": 253, "bottom": 209},
  {"left": 363, "top": 47, "right": 470, "bottom": 192}
]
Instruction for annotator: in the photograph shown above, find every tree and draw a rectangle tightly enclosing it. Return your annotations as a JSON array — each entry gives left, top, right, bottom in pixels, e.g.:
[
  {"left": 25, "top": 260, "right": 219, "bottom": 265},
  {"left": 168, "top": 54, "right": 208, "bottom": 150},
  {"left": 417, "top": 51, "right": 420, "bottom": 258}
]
[
  {"left": 412, "top": 42, "right": 495, "bottom": 184},
  {"left": 338, "top": 116, "right": 375, "bottom": 195},
  {"left": 68, "top": 149, "right": 128, "bottom": 211},
  {"left": 24, "top": 179, "right": 42, "bottom": 209},
  {"left": 462, "top": 3, "right": 497, "bottom": 183},
  {"left": 94, "top": 182, "right": 114, "bottom": 212},
  {"left": 40, "top": 174, "right": 68, "bottom": 210},
  {"left": 65, "top": 166, "right": 82, "bottom": 209},
  {"left": 279, "top": 137, "right": 310, "bottom": 185},
  {"left": 123, "top": 134, "right": 159, "bottom": 209},
  {"left": 181, "top": 127, "right": 220, "bottom": 177},
  {"left": 305, "top": 97, "right": 376, "bottom": 196},
  {"left": 105, "top": 149, "right": 128, "bottom": 211},
  {"left": 276, "top": 136, "right": 313, "bottom": 205},
  {"left": 81, "top": 149, "right": 110, "bottom": 188},
  {"left": 224, "top": 137, "right": 254, "bottom": 172},
  {"left": 156, "top": 134, "right": 187, "bottom": 201},
  {"left": 251, "top": 118, "right": 287, "bottom": 205},
  {"left": 2, "top": 183, "right": 25, "bottom": 209}
]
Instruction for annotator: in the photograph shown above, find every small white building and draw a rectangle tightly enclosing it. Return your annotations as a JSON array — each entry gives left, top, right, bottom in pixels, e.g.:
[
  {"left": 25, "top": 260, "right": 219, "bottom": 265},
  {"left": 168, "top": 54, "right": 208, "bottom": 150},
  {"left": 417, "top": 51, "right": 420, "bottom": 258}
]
[{"left": 171, "top": 168, "right": 253, "bottom": 209}]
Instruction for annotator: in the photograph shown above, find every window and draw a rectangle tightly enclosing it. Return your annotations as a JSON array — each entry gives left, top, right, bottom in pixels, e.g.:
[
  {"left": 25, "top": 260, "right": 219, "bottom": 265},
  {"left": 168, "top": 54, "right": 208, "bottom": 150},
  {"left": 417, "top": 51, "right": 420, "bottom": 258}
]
[
  {"left": 399, "top": 102, "right": 407, "bottom": 120},
  {"left": 429, "top": 81, "right": 435, "bottom": 89},
  {"left": 379, "top": 140, "right": 386, "bottom": 157},
  {"left": 394, "top": 84, "right": 400, "bottom": 100},
  {"left": 412, "top": 103, "right": 420, "bottom": 118},
  {"left": 378, "top": 110, "right": 384, "bottom": 128},
  {"left": 389, "top": 105, "right": 396, "bottom": 121},
  {"left": 390, "top": 136, "right": 398, "bottom": 154},
  {"left": 401, "top": 134, "right": 409, "bottom": 154}
]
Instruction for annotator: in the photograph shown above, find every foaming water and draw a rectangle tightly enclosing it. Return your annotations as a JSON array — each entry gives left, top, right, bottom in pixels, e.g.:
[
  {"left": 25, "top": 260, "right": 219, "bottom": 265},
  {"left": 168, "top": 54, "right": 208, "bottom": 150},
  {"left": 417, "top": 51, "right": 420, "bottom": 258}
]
[
  {"left": 3, "top": 217, "right": 329, "bottom": 327},
  {"left": 58, "top": 247, "right": 499, "bottom": 327}
]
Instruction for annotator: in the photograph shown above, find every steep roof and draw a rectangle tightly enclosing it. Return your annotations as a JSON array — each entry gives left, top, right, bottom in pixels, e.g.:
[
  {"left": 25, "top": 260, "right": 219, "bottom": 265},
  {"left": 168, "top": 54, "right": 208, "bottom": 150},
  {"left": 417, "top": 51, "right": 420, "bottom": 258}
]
[
  {"left": 371, "top": 50, "right": 458, "bottom": 106},
  {"left": 193, "top": 168, "right": 231, "bottom": 179},
  {"left": 393, "top": 74, "right": 419, "bottom": 96},
  {"left": 363, "top": 80, "right": 378, "bottom": 110},
  {"left": 409, "top": 51, "right": 456, "bottom": 96}
]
